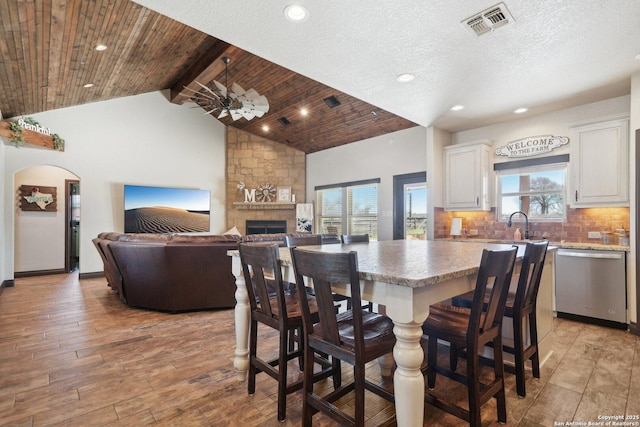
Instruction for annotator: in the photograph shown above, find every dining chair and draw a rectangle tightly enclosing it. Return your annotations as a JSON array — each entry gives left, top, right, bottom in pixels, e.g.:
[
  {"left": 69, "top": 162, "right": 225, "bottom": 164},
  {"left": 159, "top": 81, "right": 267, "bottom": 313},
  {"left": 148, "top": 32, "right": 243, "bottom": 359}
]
[
  {"left": 339, "top": 233, "right": 374, "bottom": 311},
  {"left": 450, "top": 240, "right": 549, "bottom": 397},
  {"left": 421, "top": 246, "right": 518, "bottom": 427},
  {"left": 340, "top": 233, "right": 369, "bottom": 244},
  {"left": 290, "top": 247, "right": 396, "bottom": 427},
  {"left": 238, "top": 242, "right": 336, "bottom": 422},
  {"left": 286, "top": 233, "right": 369, "bottom": 312}
]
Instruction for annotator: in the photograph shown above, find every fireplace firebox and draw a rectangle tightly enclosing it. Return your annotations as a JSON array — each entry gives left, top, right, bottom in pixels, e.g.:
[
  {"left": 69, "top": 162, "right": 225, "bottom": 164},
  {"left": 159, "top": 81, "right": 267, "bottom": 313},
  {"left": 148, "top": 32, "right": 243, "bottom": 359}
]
[{"left": 246, "top": 220, "right": 287, "bottom": 235}]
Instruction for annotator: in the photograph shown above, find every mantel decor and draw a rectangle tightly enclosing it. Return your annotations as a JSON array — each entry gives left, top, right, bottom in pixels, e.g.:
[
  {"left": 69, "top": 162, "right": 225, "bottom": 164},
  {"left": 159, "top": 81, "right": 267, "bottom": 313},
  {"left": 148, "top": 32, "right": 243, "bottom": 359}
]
[{"left": 0, "top": 118, "right": 65, "bottom": 151}]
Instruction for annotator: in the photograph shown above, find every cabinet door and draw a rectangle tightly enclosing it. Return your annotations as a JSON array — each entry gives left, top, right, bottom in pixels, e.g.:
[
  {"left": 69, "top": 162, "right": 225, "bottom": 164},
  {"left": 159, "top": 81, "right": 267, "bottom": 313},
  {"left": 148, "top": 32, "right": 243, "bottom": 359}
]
[
  {"left": 570, "top": 119, "right": 628, "bottom": 207},
  {"left": 444, "top": 144, "right": 490, "bottom": 211}
]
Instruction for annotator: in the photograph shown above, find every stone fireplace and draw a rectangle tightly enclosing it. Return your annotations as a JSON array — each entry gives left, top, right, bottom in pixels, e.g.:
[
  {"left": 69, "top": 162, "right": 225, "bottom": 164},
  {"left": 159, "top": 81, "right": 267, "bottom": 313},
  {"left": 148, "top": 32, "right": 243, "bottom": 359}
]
[{"left": 226, "top": 128, "right": 306, "bottom": 235}]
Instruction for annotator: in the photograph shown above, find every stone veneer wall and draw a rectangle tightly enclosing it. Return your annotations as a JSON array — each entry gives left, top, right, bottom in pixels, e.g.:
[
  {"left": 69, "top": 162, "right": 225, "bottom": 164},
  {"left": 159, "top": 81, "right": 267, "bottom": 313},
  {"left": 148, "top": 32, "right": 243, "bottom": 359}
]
[
  {"left": 226, "top": 127, "right": 306, "bottom": 234},
  {"left": 434, "top": 206, "right": 630, "bottom": 243}
]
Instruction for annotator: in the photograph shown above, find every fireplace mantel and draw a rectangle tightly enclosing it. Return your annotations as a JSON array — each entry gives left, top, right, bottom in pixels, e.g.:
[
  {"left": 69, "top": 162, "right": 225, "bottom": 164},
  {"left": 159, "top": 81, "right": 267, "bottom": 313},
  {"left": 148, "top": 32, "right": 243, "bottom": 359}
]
[{"left": 233, "top": 202, "right": 295, "bottom": 210}]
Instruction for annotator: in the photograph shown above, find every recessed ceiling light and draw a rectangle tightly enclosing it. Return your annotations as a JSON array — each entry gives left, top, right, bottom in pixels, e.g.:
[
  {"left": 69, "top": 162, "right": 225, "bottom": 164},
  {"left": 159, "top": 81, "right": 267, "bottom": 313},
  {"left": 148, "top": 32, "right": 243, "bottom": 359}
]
[
  {"left": 94, "top": 44, "right": 107, "bottom": 51},
  {"left": 396, "top": 73, "right": 415, "bottom": 83},
  {"left": 262, "top": 125, "right": 269, "bottom": 132},
  {"left": 450, "top": 105, "right": 465, "bottom": 111},
  {"left": 300, "top": 108, "right": 308, "bottom": 116},
  {"left": 83, "top": 83, "right": 94, "bottom": 88},
  {"left": 514, "top": 107, "right": 528, "bottom": 114},
  {"left": 284, "top": 5, "right": 309, "bottom": 22}
]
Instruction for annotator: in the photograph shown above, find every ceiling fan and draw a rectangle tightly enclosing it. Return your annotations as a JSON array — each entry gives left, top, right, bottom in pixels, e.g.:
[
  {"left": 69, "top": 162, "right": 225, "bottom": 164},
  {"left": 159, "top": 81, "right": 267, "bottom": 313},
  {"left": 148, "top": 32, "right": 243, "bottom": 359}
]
[{"left": 184, "top": 57, "right": 269, "bottom": 121}]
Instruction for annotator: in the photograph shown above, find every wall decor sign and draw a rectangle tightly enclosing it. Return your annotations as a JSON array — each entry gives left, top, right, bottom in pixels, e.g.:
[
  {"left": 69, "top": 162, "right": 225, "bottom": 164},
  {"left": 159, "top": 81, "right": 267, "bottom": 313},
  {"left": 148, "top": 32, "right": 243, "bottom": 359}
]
[
  {"left": 0, "top": 117, "right": 64, "bottom": 151},
  {"left": 19, "top": 185, "right": 57, "bottom": 211},
  {"left": 494, "top": 135, "right": 569, "bottom": 158}
]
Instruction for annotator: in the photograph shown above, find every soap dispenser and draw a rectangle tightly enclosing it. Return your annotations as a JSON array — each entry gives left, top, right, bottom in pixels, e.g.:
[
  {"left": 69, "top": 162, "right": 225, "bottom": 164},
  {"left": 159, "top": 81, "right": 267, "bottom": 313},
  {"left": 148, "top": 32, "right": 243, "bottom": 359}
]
[{"left": 514, "top": 228, "right": 522, "bottom": 240}]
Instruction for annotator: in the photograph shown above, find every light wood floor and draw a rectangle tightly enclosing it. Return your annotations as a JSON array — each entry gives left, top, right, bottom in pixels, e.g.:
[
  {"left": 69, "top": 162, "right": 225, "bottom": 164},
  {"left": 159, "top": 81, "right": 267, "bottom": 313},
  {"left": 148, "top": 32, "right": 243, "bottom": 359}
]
[{"left": 1, "top": 273, "right": 639, "bottom": 426}]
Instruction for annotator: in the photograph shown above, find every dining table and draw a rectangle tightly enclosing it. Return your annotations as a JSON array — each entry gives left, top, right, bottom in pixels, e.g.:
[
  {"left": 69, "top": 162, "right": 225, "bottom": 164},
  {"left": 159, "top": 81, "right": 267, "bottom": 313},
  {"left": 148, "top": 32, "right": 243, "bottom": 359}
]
[{"left": 228, "top": 239, "right": 554, "bottom": 427}]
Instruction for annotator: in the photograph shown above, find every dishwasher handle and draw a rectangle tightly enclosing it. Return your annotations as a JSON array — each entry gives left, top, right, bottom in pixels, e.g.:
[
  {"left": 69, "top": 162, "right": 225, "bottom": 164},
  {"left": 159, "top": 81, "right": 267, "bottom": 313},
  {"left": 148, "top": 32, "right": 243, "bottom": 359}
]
[{"left": 557, "top": 251, "right": 623, "bottom": 260}]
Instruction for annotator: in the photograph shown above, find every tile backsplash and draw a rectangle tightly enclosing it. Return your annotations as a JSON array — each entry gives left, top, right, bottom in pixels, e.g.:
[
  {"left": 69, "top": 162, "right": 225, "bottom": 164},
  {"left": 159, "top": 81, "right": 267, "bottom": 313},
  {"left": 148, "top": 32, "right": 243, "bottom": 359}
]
[{"left": 434, "top": 206, "right": 630, "bottom": 243}]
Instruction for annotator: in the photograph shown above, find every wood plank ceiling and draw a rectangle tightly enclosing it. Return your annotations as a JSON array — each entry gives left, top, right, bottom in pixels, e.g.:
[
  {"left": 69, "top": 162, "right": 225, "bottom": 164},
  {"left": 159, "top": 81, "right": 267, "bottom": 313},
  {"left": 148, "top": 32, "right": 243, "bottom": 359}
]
[{"left": 0, "top": 0, "right": 417, "bottom": 154}]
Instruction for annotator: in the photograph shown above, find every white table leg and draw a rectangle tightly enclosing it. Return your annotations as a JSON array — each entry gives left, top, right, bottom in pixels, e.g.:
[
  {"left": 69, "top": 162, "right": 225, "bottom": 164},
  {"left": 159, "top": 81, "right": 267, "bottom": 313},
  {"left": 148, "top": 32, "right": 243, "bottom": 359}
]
[
  {"left": 392, "top": 321, "right": 425, "bottom": 427},
  {"left": 232, "top": 265, "right": 250, "bottom": 381},
  {"left": 376, "top": 304, "right": 395, "bottom": 377}
]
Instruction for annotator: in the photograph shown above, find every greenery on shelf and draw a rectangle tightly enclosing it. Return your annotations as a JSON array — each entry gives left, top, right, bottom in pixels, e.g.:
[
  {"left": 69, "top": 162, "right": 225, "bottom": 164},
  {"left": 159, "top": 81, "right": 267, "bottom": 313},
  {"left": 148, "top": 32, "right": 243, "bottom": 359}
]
[
  {"left": 7, "top": 117, "right": 64, "bottom": 151},
  {"left": 9, "top": 121, "right": 24, "bottom": 147}
]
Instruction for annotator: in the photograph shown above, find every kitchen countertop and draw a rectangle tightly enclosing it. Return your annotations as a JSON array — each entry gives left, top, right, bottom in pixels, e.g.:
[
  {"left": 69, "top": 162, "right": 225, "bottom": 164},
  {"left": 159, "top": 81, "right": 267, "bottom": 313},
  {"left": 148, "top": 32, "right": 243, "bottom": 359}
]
[{"left": 441, "top": 238, "right": 629, "bottom": 252}]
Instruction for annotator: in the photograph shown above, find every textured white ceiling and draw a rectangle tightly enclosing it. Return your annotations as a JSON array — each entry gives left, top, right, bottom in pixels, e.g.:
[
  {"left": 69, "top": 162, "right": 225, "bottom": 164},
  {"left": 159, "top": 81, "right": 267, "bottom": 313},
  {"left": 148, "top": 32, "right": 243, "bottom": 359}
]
[{"left": 133, "top": 0, "right": 640, "bottom": 132}]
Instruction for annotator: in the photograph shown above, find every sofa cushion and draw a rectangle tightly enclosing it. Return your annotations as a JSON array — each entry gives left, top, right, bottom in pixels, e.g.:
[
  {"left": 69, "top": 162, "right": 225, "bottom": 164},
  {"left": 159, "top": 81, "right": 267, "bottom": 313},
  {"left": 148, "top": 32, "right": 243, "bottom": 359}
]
[{"left": 170, "top": 234, "right": 240, "bottom": 244}]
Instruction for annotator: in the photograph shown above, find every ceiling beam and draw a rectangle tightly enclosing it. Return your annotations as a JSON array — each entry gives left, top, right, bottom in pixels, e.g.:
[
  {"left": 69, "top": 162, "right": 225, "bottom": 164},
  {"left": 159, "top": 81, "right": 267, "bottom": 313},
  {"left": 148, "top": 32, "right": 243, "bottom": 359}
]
[{"left": 170, "top": 42, "right": 245, "bottom": 104}]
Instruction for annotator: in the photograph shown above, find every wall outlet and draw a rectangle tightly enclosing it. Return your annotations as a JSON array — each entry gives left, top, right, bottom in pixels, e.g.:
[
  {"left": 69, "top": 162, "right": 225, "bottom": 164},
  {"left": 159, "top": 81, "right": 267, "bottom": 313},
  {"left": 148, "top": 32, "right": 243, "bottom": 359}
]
[
  {"left": 469, "top": 229, "right": 479, "bottom": 236},
  {"left": 588, "top": 231, "right": 601, "bottom": 239}
]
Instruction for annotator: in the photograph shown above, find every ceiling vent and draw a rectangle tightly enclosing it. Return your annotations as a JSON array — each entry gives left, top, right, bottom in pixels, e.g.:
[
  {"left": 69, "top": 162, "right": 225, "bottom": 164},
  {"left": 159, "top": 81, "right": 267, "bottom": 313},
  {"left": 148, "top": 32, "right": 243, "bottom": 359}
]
[
  {"left": 277, "top": 116, "right": 291, "bottom": 127},
  {"left": 323, "top": 95, "right": 341, "bottom": 108},
  {"left": 462, "top": 2, "right": 514, "bottom": 36}
]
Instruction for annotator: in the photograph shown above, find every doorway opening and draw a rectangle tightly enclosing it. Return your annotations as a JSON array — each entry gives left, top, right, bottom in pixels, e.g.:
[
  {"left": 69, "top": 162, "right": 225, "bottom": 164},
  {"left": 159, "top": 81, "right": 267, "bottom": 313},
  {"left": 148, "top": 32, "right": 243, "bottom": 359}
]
[
  {"left": 65, "top": 180, "right": 80, "bottom": 272},
  {"left": 393, "top": 172, "right": 427, "bottom": 240}
]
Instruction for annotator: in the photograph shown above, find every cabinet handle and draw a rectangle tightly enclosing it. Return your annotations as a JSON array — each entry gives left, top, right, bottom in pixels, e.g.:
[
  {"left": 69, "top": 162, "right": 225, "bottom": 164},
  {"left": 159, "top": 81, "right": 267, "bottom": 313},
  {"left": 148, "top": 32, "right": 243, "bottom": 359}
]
[
  {"left": 476, "top": 196, "right": 479, "bottom": 206},
  {"left": 575, "top": 190, "right": 578, "bottom": 202}
]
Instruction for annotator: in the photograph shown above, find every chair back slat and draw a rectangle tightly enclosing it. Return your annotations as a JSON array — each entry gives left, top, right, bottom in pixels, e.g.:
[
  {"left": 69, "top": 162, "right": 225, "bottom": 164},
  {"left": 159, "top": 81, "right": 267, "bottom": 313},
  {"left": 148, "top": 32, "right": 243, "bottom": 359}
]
[
  {"left": 341, "top": 234, "right": 369, "bottom": 244},
  {"left": 239, "top": 243, "right": 285, "bottom": 319},
  {"left": 290, "top": 248, "right": 362, "bottom": 347},
  {"left": 515, "top": 241, "right": 549, "bottom": 312},
  {"left": 285, "top": 234, "right": 322, "bottom": 247},
  {"left": 468, "top": 247, "right": 517, "bottom": 346}
]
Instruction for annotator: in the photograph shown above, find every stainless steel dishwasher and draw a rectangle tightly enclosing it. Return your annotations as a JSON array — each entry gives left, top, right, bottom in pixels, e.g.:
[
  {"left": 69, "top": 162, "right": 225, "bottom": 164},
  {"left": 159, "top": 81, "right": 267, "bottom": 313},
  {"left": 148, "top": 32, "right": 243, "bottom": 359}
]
[{"left": 555, "top": 248, "right": 626, "bottom": 328}]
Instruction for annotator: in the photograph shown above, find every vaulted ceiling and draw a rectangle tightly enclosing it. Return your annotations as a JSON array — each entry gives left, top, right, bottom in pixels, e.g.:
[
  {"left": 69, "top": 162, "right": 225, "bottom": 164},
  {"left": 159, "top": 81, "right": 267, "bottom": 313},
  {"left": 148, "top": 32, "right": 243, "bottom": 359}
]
[
  {"left": 3, "top": 1, "right": 640, "bottom": 155},
  {"left": 0, "top": 0, "right": 416, "bottom": 154}
]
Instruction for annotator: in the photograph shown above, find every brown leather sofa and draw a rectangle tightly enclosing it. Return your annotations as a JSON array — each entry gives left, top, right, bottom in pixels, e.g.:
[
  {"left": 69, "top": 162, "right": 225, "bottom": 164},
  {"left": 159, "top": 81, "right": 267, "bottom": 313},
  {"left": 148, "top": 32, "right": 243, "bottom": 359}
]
[{"left": 92, "top": 231, "right": 325, "bottom": 312}]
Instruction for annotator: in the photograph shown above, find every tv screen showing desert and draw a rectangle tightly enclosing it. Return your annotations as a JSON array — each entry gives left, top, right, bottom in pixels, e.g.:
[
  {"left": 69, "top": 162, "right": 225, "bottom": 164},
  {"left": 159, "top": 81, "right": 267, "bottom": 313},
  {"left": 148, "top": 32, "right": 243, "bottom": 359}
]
[{"left": 124, "top": 185, "right": 210, "bottom": 233}]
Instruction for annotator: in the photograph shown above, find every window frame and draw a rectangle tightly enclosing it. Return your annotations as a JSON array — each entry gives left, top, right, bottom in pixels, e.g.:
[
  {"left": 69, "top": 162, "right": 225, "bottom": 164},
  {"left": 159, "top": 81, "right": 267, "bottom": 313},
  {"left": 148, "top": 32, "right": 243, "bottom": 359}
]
[
  {"left": 315, "top": 178, "right": 380, "bottom": 239},
  {"left": 496, "top": 163, "right": 568, "bottom": 223}
]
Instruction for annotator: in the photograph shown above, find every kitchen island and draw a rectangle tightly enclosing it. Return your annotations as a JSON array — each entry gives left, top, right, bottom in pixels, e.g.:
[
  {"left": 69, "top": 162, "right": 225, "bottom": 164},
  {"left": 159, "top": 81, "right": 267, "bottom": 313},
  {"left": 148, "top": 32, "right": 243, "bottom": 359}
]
[{"left": 229, "top": 239, "right": 555, "bottom": 427}]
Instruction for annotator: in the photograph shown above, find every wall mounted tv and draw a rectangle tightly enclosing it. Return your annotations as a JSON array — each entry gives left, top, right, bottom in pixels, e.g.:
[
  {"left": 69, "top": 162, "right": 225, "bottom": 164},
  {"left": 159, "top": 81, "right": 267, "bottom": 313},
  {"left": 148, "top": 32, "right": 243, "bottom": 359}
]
[{"left": 124, "top": 184, "right": 211, "bottom": 233}]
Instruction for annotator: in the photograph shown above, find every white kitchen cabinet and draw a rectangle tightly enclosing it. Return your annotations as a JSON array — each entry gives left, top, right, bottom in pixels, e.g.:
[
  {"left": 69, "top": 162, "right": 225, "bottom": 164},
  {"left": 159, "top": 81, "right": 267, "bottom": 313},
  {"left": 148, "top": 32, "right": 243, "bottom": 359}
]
[
  {"left": 570, "top": 118, "right": 629, "bottom": 207},
  {"left": 444, "top": 142, "right": 491, "bottom": 211}
]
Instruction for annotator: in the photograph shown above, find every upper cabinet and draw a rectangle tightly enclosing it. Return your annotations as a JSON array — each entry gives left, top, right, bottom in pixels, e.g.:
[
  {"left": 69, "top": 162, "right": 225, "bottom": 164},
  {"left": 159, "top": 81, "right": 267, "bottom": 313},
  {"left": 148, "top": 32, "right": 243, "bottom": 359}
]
[
  {"left": 570, "top": 118, "right": 629, "bottom": 207},
  {"left": 444, "top": 142, "right": 491, "bottom": 211}
]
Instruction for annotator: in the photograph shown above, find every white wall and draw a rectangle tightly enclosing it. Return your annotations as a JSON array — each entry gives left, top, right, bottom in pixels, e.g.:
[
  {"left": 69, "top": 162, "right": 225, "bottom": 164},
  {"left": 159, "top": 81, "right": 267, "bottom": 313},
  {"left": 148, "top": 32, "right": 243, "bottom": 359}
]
[
  {"left": 306, "top": 126, "right": 427, "bottom": 241},
  {"left": 2, "top": 90, "right": 227, "bottom": 278},
  {"left": 14, "top": 166, "right": 78, "bottom": 272},
  {"left": 0, "top": 136, "right": 5, "bottom": 284}
]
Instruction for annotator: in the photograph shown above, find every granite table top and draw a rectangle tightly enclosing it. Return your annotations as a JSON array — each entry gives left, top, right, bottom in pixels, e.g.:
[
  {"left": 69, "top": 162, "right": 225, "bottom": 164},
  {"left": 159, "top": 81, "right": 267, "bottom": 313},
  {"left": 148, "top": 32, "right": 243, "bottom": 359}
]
[{"left": 230, "top": 239, "right": 536, "bottom": 289}]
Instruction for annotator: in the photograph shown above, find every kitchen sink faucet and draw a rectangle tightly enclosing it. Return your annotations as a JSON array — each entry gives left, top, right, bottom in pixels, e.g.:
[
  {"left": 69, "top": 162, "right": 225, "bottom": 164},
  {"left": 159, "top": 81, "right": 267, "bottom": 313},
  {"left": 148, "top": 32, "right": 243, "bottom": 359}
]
[{"left": 508, "top": 211, "right": 530, "bottom": 239}]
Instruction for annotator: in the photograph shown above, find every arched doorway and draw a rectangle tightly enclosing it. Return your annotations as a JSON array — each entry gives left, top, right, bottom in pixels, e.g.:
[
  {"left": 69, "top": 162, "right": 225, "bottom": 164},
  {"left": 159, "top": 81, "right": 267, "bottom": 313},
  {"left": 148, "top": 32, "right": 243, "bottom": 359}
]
[{"left": 14, "top": 165, "right": 80, "bottom": 276}]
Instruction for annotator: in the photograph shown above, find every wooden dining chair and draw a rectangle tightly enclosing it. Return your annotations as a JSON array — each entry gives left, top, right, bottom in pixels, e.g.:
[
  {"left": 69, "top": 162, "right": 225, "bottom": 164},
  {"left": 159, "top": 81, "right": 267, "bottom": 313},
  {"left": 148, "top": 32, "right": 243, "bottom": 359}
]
[
  {"left": 238, "top": 243, "right": 336, "bottom": 422},
  {"left": 340, "top": 233, "right": 369, "bottom": 244},
  {"left": 421, "top": 247, "right": 518, "bottom": 427},
  {"left": 290, "top": 247, "right": 396, "bottom": 427},
  {"left": 286, "top": 233, "right": 370, "bottom": 312},
  {"left": 450, "top": 240, "right": 549, "bottom": 397},
  {"left": 339, "top": 234, "right": 374, "bottom": 311}
]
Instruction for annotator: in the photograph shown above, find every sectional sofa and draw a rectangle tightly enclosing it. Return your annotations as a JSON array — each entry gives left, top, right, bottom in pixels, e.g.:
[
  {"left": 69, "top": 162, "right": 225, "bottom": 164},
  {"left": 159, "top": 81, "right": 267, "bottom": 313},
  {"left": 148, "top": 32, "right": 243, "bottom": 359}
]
[{"left": 92, "top": 231, "right": 327, "bottom": 312}]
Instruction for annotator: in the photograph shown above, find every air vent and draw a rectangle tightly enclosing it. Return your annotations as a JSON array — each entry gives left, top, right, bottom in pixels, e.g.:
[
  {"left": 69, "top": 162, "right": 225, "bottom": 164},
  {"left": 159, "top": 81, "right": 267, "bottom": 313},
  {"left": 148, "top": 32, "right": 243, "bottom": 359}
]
[
  {"left": 323, "top": 95, "right": 341, "bottom": 108},
  {"left": 277, "top": 116, "right": 291, "bottom": 127},
  {"left": 462, "top": 2, "right": 514, "bottom": 36}
]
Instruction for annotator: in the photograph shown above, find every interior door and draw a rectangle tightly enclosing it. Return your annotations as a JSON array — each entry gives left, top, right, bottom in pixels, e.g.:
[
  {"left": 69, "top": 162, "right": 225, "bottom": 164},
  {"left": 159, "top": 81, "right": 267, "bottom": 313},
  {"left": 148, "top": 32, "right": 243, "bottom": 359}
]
[{"left": 393, "top": 172, "right": 427, "bottom": 240}]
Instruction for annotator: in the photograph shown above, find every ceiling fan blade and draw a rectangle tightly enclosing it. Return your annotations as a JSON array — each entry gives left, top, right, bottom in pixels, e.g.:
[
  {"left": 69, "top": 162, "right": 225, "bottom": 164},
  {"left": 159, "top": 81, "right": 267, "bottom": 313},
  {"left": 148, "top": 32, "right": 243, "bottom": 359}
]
[{"left": 212, "top": 80, "right": 228, "bottom": 98}]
